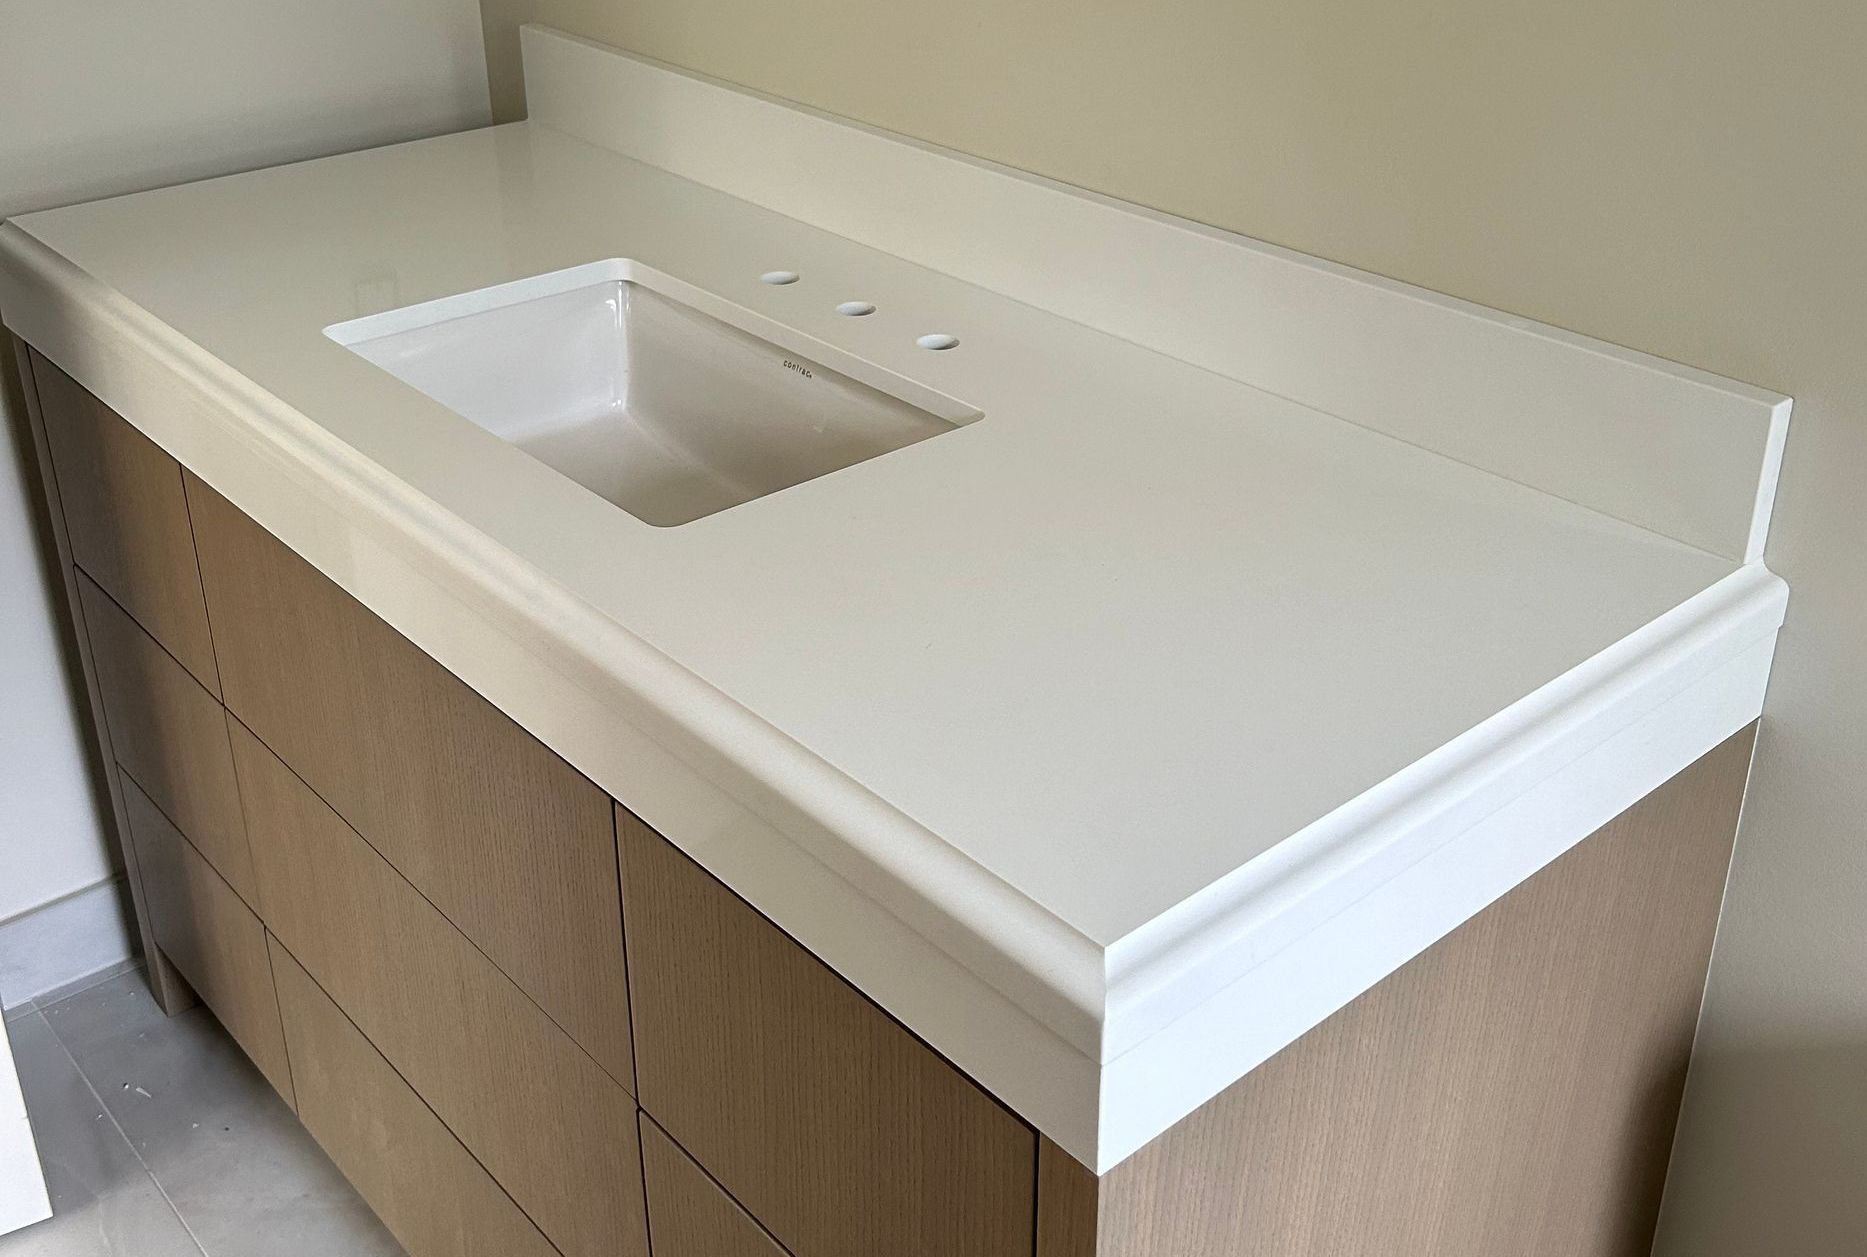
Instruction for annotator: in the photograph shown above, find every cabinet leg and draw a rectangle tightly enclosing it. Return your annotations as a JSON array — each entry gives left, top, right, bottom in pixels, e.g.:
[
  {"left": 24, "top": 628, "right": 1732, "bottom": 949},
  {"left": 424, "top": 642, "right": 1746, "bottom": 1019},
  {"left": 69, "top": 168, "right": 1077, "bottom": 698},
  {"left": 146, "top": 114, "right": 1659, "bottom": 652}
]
[{"left": 146, "top": 946, "right": 198, "bottom": 1015}]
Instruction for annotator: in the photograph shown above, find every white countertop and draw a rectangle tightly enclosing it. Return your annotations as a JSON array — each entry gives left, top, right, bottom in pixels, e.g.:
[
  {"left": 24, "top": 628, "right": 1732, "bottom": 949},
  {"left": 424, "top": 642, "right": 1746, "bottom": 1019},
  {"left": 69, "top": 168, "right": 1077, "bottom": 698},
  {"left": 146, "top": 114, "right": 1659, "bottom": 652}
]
[{"left": 0, "top": 29, "right": 1789, "bottom": 1170}]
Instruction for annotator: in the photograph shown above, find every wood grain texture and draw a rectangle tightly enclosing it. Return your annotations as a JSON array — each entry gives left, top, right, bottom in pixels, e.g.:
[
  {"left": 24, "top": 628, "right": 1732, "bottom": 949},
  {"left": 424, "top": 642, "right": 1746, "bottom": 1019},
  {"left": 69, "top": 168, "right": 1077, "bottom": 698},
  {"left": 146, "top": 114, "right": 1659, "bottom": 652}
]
[
  {"left": 185, "top": 473, "right": 632, "bottom": 1086},
  {"left": 268, "top": 938, "right": 559, "bottom": 1257},
  {"left": 28, "top": 349, "right": 219, "bottom": 694},
  {"left": 10, "top": 333, "right": 192, "bottom": 1014},
  {"left": 618, "top": 806, "right": 1036, "bottom": 1257},
  {"left": 641, "top": 1116, "right": 791, "bottom": 1257},
  {"left": 1036, "top": 1136, "right": 1100, "bottom": 1257},
  {"left": 234, "top": 721, "right": 646, "bottom": 1257},
  {"left": 1042, "top": 725, "right": 1757, "bottom": 1257},
  {"left": 119, "top": 770, "right": 292, "bottom": 1101},
  {"left": 75, "top": 568, "right": 255, "bottom": 907}
]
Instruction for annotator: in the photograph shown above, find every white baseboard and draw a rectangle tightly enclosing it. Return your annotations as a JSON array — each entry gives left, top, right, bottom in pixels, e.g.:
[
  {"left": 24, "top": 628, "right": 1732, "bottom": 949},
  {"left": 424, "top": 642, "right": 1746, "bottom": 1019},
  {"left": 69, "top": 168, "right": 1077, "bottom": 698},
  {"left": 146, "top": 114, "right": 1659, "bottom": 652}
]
[{"left": 0, "top": 877, "right": 136, "bottom": 1010}]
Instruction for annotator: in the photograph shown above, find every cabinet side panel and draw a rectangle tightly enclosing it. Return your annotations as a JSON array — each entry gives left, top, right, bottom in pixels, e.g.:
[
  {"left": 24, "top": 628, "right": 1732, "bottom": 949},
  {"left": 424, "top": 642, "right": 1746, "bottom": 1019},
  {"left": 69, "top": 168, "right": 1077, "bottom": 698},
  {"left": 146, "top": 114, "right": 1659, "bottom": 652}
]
[
  {"left": 75, "top": 569, "right": 254, "bottom": 903},
  {"left": 1091, "top": 725, "right": 1756, "bottom": 1257},
  {"left": 29, "top": 348, "right": 220, "bottom": 694},
  {"left": 120, "top": 771, "right": 290, "bottom": 1101},
  {"left": 9, "top": 334, "right": 191, "bottom": 1012}
]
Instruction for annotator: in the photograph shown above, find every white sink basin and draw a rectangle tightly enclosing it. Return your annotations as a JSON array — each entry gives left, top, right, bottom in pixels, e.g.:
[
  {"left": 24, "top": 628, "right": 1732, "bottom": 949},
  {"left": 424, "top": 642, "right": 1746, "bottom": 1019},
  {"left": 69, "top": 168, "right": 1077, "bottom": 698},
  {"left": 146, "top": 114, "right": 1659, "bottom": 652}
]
[{"left": 326, "top": 260, "right": 978, "bottom": 526}]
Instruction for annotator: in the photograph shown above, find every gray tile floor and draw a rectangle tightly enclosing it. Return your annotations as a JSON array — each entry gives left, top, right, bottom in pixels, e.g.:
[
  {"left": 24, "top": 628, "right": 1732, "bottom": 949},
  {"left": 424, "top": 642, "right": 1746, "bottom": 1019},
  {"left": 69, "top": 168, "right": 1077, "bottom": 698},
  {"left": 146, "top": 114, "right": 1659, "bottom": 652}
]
[{"left": 2, "top": 970, "right": 403, "bottom": 1256}]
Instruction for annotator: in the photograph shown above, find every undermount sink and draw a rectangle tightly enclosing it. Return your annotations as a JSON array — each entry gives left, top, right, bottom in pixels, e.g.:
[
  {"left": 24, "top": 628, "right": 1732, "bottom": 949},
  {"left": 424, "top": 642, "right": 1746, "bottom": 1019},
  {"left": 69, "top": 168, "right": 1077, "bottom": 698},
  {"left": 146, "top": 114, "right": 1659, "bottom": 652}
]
[{"left": 325, "top": 260, "right": 979, "bottom": 526}]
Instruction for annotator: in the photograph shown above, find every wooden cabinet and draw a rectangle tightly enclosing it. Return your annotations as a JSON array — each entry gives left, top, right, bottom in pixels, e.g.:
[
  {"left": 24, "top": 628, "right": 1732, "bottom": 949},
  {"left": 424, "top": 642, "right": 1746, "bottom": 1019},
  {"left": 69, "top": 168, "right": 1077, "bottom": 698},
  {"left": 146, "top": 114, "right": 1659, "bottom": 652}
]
[
  {"left": 77, "top": 570, "right": 254, "bottom": 905},
  {"left": 185, "top": 475, "right": 633, "bottom": 1086},
  {"left": 119, "top": 772, "right": 291, "bottom": 1102},
  {"left": 233, "top": 721, "right": 647, "bottom": 1257},
  {"left": 13, "top": 331, "right": 1759, "bottom": 1257},
  {"left": 618, "top": 806, "right": 1037, "bottom": 1257},
  {"left": 269, "top": 940, "right": 557, "bottom": 1257},
  {"left": 642, "top": 1117, "right": 791, "bottom": 1257},
  {"left": 29, "top": 349, "right": 219, "bottom": 694}
]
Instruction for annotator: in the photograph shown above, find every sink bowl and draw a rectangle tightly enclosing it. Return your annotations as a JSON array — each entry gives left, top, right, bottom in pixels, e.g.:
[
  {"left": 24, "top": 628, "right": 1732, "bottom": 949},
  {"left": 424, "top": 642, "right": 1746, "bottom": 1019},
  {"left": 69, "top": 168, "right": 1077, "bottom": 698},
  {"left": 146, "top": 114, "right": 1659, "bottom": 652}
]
[{"left": 326, "top": 260, "right": 978, "bottom": 526}]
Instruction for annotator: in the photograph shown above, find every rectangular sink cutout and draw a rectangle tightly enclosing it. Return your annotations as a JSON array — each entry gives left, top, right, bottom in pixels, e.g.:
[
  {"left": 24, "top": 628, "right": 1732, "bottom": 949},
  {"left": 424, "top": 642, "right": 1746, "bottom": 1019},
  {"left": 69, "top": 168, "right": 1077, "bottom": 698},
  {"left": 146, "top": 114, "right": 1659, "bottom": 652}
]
[{"left": 326, "top": 260, "right": 980, "bottom": 526}]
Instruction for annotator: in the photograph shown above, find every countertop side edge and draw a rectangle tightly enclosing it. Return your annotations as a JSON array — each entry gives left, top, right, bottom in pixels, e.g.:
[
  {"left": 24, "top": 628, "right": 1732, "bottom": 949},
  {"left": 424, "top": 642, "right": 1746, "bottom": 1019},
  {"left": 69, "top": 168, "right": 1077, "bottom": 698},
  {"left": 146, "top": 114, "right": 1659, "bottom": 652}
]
[{"left": 1100, "top": 562, "right": 1786, "bottom": 1060}]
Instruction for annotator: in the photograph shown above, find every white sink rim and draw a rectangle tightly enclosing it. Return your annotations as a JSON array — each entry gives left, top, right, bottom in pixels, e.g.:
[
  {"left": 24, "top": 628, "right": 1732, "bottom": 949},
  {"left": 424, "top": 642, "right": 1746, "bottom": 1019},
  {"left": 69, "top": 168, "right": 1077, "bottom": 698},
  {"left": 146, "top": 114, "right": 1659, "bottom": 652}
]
[{"left": 325, "top": 258, "right": 982, "bottom": 526}]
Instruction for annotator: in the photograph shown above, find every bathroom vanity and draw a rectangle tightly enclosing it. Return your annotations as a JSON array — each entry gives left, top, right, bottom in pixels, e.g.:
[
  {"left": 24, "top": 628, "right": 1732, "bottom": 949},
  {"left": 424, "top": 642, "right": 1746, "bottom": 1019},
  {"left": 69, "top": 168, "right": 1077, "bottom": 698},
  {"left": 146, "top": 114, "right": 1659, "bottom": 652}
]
[{"left": 2, "top": 27, "right": 1789, "bottom": 1257}]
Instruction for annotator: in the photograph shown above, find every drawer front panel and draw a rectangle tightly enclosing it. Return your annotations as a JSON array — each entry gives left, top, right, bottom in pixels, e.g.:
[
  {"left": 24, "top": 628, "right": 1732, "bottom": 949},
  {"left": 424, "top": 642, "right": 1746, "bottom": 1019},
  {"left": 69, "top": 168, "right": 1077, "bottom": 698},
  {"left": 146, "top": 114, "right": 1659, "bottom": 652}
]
[
  {"left": 120, "top": 771, "right": 291, "bottom": 1101},
  {"left": 234, "top": 721, "right": 647, "bottom": 1257},
  {"left": 269, "top": 939, "right": 557, "bottom": 1257},
  {"left": 185, "top": 474, "right": 632, "bottom": 1085},
  {"left": 619, "top": 808, "right": 1036, "bottom": 1257},
  {"left": 79, "top": 570, "right": 254, "bottom": 904},
  {"left": 29, "top": 349, "right": 219, "bottom": 693},
  {"left": 642, "top": 1118, "right": 790, "bottom": 1257}
]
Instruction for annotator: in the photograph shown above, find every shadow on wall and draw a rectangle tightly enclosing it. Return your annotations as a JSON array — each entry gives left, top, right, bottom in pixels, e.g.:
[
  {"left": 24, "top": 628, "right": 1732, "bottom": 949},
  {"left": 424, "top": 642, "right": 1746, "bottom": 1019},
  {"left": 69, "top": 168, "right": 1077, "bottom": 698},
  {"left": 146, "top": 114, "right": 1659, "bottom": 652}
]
[{"left": 1658, "top": 1040, "right": 1867, "bottom": 1253}]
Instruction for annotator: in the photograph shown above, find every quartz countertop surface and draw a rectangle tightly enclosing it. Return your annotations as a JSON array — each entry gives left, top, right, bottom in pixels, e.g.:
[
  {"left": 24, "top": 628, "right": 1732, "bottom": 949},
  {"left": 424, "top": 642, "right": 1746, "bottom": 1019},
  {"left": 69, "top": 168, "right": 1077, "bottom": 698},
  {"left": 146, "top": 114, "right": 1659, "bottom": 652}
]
[{"left": 11, "top": 122, "right": 1735, "bottom": 941}]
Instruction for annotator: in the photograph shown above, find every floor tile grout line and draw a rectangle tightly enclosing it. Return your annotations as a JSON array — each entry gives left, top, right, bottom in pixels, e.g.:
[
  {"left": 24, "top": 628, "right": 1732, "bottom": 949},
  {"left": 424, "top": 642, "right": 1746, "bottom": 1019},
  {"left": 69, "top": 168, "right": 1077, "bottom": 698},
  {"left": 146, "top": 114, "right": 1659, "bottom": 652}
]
[{"left": 39, "top": 1005, "right": 212, "bottom": 1257}]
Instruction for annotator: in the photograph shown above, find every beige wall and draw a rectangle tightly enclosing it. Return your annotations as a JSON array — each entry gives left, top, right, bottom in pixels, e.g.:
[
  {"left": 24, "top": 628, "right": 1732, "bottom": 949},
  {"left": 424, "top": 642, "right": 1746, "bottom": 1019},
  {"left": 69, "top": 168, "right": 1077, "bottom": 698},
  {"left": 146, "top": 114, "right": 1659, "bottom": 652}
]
[
  {"left": 481, "top": 2, "right": 1867, "bottom": 1247},
  {"left": 0, "top": 0, "right": 490, "bottom": 993}
]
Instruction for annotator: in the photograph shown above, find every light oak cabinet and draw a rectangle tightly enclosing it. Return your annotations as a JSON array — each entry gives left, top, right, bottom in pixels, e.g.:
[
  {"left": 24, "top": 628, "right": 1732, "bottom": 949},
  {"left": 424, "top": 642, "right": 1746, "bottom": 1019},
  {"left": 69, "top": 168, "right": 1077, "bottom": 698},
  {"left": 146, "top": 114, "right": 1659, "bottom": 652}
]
[
  {"left": 15, "top": 331, "right": 1756, "bottom": 1257},
  {"left": 619, "top": 806, "right": 1038, "bottom": 1257},
  {"left": 119, "top": 772, "right": 291, "bottom": 1102},
  {"left": 29, "top": 349, "right": 221, "bottom": 694},
  {"left": 641, "top": 1117, "right": 791, "bottom": 1257},
  {"left": 269, "top": 941, "right": 558, "bottom": 1257},
  {"left": 76, "top": 570, "right": 254, "bottom": 905},
  {"left": 186, "top": 474, "right": 634, "bottom": 1088},
  {"left": 233, "top": 722, "right": 648, "bottom": 1257}
]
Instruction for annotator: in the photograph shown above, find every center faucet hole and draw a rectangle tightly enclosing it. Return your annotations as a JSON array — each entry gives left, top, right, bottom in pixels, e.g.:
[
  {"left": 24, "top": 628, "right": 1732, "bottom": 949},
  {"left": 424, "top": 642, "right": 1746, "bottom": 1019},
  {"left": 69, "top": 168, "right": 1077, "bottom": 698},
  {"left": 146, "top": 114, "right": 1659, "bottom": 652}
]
[{"left": 836, "top": 301, "right": 877, "bottom": 317}]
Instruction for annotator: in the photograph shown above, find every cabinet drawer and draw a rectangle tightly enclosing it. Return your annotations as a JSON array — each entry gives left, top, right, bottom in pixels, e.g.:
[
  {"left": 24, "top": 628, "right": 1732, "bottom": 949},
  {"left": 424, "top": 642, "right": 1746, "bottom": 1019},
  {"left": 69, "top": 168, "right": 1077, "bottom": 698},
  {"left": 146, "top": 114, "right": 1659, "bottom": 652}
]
[
  {"left": 79, "top": 570, "right": 254, "bottom": 904},
  {"left": 29, "top": 350, "right": 219, "bottom": 693},
  {"left": 269, "top": 940, "right": 556, "bottom": 1257},
  {"left": 185, "top": 474, "right": 631, "bottom": 1084},
  {"left": 618, "top": 808, "right": 1036, "bottom": 1257},
  {"left": 642, "top": 1118, "right": 790, "bottom": 1257},
  {"left": 120, "top": 772, "right": 291, "bottom": 1101},
  {"left": 233, "top": 720, "right": 647, "bottom": 1257}
]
